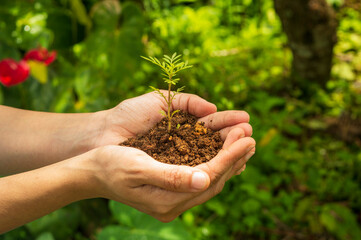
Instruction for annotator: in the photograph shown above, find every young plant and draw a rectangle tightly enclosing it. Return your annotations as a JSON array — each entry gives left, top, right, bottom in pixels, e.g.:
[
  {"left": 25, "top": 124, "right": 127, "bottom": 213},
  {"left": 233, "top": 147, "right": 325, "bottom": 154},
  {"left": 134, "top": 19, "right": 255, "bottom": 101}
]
[{"left": 142, "top": 53, "right": 192, "bottom": 132}]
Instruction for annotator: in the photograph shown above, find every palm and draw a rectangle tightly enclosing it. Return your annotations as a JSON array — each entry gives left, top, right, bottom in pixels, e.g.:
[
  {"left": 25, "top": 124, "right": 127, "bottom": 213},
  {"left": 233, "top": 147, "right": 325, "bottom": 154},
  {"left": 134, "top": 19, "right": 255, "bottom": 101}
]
[{"left": 110, "top": 92, "right": 166, "bottom": 141}]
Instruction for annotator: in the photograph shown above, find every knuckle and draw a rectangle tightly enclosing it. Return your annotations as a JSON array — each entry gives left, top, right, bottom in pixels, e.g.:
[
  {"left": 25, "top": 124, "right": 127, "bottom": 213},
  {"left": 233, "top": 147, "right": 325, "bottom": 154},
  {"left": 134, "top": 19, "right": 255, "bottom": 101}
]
[
  {"left": 211, "top": 169, "right": 223, "bottom": 183},
  {"left": 164, "top": 168, "right": 183, "bottom": 190},
  {"left": 205, "top": 162, "right": 223, "bottom": 183},
  {"left": 214, "top": 181, "right": 225, "bottom": 195},
  {"left": 126, "top": 155, "right": 145, "bottom": 175},
  {"left": 241, "top": 123, "right": 252, "bottom": 136}
]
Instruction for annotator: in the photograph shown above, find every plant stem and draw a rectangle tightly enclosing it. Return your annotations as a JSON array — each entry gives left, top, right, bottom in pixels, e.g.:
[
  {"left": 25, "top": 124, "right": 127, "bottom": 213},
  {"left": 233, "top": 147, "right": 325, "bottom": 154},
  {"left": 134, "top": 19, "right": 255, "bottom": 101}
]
[{"left": 167, "top": 82, "right": 172, "bottom": 132}]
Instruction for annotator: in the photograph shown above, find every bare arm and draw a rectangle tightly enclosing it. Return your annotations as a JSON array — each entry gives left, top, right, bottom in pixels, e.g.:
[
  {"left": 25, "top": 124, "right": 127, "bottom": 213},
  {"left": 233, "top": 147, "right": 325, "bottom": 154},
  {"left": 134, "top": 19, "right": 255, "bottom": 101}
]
[
  {"left": 0, "top": 105, "right": 107, "bottom": 175},
  {"left": 0, "top": 151, "right": 96, "bottom": 233}
]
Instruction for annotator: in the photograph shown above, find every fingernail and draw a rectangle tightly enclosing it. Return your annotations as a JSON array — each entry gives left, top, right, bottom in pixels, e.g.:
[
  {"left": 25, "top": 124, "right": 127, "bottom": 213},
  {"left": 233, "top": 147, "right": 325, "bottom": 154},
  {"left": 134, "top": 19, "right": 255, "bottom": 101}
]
[
  {"left": 191, "top": 172, "right": 207, "bottom": 190},
  {"left": 245, "top": 151, "right": 255, "bottom": 161}
]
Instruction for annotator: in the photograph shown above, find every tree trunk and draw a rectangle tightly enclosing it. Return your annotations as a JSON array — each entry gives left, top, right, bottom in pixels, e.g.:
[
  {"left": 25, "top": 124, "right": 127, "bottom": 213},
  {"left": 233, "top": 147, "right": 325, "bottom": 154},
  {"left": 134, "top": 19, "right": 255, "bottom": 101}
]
[{"left": 274, "top": 0, "right": 337, "bottom": 90}]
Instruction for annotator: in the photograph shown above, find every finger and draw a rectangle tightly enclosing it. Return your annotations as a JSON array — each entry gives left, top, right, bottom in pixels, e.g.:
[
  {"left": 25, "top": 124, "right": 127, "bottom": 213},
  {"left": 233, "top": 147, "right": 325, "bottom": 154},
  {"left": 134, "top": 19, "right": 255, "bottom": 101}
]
[
  {"left": 222, "top": 128, "right": 245, "bottom": 149},
  {"left": 219, "top": 123, "right": 253, "bottom": 140},
  {"left": 198, "top": 111, "right": 250, "bottom": 131},
  {"left": 142, "top": 159, "right": 211, "bottom": 193},
  {"left": 196, "top": 137, "right": 256, "bottom": 183},
  {"left": 236, "top": 164, "right": 246, "bottom": 175},
  {"left": 168, "top": 91, "right": 217, "bottom": 117},
  {"left": 143, "top": 143, "right": 254, "bottom": 219},
  {"left": 232, "top": 147, "right": 255, "bottom": 174}
]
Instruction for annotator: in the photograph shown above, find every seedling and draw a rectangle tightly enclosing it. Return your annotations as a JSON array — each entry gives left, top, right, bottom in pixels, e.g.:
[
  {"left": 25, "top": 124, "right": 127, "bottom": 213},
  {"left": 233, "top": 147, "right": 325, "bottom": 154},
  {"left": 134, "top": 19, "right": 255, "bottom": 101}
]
[{"left": 142, "top": 53, "right": 192, "bottom": 132}]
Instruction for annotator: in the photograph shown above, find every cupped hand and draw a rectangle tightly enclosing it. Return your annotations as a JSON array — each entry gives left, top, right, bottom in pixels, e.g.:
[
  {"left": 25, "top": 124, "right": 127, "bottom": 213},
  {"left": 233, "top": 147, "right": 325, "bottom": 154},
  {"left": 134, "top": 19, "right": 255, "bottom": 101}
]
[
  {"left": 94, "top": 90, "right": 252, "bottom": 147},
  {"left": 91, "top": 122, "right": 255, "bottom": 223}
]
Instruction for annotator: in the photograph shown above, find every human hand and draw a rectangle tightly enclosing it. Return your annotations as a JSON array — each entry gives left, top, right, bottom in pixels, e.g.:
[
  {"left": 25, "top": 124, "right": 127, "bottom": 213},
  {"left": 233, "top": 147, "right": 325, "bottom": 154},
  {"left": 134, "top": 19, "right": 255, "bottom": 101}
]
[
  {"left": 93, "top": 90, "right": 252, "bottom": 147},
  {"left": 88, "top": 130, "right": 255, "bottom": 222},
  {"left": 88, "top": 91, "right": 255, "bottom": 221}
]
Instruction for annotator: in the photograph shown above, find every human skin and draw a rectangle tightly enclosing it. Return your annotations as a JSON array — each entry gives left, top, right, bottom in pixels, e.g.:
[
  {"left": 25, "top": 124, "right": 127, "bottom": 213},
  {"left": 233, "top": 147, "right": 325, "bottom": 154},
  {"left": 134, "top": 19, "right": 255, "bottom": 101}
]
[{"left": 0, "top": 91, "right": 255, "bottom": 233}]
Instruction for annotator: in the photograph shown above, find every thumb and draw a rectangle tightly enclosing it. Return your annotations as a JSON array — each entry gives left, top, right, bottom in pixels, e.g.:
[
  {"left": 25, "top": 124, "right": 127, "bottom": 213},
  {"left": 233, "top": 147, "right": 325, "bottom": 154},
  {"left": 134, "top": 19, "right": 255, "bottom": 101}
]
[{"left": 143, "top": 160, "right": 210, "bottom": 192}]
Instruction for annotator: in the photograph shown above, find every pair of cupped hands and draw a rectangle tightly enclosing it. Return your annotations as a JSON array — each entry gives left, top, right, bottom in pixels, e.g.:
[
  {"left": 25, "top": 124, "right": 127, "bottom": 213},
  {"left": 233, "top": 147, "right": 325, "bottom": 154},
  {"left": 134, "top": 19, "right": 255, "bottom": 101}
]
[{"left": 88, "top": 90, "right": 255, "bottom": 222}]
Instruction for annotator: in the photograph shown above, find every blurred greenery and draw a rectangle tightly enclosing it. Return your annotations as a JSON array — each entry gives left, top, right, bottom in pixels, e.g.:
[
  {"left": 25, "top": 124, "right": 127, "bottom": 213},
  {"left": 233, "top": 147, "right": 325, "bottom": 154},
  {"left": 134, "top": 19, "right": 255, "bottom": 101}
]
[{"left": 1, "top": 0, "right": 360, "bottom": 239}]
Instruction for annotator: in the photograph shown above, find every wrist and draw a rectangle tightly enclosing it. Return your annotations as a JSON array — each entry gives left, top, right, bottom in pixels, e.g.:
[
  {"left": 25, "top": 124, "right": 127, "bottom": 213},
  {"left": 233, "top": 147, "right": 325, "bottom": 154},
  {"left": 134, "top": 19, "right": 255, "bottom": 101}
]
[
  {"left": 63, "top": 149, "right": 104, "bottom": 200},
  {"left": 74, "top": 108, "right": 113, "bottom": 155}
]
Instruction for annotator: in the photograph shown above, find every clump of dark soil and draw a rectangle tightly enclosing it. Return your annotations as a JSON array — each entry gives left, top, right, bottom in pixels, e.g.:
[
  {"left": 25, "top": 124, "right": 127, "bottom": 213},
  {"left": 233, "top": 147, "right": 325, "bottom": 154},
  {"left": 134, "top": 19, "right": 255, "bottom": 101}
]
[{"left": 120, "top": 111, "right": 223, "bottom": 166}]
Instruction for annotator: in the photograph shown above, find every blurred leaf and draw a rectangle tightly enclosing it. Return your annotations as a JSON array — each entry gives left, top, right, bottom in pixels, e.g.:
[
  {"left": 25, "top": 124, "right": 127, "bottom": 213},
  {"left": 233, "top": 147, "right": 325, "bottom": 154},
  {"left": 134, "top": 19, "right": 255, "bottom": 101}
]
[
  {"left": 47, "top": 10, "right": 84, "bottom": 49},
  {"left": 109, "top": 2, "right": 145, "bottom": 88},
  {"left": 52, "top": 88, "right": 72, "bottom": 113},
  {"left": 26, "top": 204, "right": 81, "bottom": 240},
  {"left": 205, "top": 200, "right": 227, "bottom": 217},
  {"left": 181, "top": 211, "right": 195, "bottom": 227},
  {"left": 241, "top": 199, "right": 261, "bottom": 214},
  {"left": 91, "top": 0, "right": 121, "bottom": 30},
  {"left": 294, "top": 197, "right": 313, "bottom": 221},
  {"left": 1, "top": 226, "right": 29, "bottom": 240},
  {"left": 104, "top": 201, "right": 192, "bottom": 240},
  {"left": 333, "top": 62, "right": 355, "bottom": 81},
  {"left": 28, "top": 60, "right": 47, "bottom": 84},
  {"left": 282, "top": 122, "right": 302, "bottom": 135},
  {"left": 69, "top": 0, "right": 92, "bottom": 30},
  {"left": 326, "top": 0, "right": 344, "bottom": 7},
  {"left": 97, "top": 225, "right": 164, "bottom": 240},
  {"left": 13, "top": 12, "right": 51, "bottom": 49},
  {"left": 259, "top": 128, "right": 278, "bottom": 146},
  {"left": 320, "top": 204, "right": 361, "bottom": 240},
  {"left": 35, "top": 232, "right": 55, "bottom": 240},
  {"left": 250, "top": 92, "right": 285, "bottom": 115},
  {"left": 303, "top": 119, "right": 328, "bottom": 130}
]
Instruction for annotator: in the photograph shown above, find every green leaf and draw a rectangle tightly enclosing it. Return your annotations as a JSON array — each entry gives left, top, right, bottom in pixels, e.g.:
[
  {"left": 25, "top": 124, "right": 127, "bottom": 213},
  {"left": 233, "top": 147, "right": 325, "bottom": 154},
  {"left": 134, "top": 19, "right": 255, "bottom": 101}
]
[
  {"left": 177, "top": 86, "right": 185, "bottom": 92},
  {"left": 97, "top": 225, "right": 165, "bottom": 240},
  {"left": 105, "top": 201, "right": 192, "bottom": 240},
  {"left": 70, "top": 0, "right": 92, "bottom": 30},
  {"left": 160, "top": 110, "right": 167, "bottom": 117},
  {"left": 91, "top": 0, "right": 121, "bottom": 30},
  {"left": 26, "top": 205, "right": 81, "bottom": 240},
  {"left": 205, "top": 200, "right": 227, "bottom": 217},
  {"left": 35, "top": 232, "right": 55, "bottom": 240},
  {"left": 47, "top": 10, "right": 83, "bottom": 48},
  {"left": 149, "top": 86, "right": 158, "bottom": 91},
  {"left": 171, "top": 110, "right": 180, "bottom": 117}
]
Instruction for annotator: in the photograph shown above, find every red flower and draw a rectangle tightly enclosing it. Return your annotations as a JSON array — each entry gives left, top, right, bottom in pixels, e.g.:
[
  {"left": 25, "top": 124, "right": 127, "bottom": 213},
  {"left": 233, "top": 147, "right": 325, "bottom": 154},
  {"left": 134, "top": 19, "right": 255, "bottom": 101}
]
[
  {"left": 0, "top": 59, "right": 30, "bottom": 87},
  {"left": 24, "top": 47, "right": 57, "bottom": 66}
]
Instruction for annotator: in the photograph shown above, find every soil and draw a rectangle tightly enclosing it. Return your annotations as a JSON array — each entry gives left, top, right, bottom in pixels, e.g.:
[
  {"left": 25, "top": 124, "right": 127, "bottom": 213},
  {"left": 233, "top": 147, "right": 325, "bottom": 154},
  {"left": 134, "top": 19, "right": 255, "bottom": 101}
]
[{"left": 120, "top": 111, "right": 223, "bottom": 166}]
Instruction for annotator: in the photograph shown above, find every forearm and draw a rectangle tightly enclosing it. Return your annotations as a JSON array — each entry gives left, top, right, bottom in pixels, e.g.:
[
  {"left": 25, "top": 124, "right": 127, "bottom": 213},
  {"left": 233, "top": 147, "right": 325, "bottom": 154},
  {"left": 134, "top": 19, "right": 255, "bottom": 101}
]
[
  {"left": 0, "top": 105, "right": 108, "bottom": 175},
  {"left": 0, "top": 151, "right": 98, "bottom": 234}
]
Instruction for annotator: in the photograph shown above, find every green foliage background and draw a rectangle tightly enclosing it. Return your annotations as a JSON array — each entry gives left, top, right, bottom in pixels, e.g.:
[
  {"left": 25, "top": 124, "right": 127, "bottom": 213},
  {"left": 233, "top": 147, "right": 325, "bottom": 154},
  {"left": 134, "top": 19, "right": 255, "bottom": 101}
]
[{"left": 1, "top": 0, "right": 361, "bottom": 239}]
